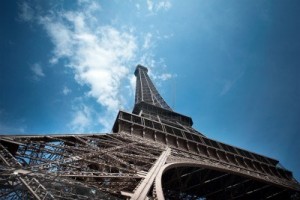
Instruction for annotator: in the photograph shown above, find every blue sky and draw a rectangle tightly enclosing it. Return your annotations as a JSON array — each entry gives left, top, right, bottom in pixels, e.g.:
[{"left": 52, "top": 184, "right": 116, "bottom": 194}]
[{"left": 1, "top": 0, "right": 300, "bottom": 180}]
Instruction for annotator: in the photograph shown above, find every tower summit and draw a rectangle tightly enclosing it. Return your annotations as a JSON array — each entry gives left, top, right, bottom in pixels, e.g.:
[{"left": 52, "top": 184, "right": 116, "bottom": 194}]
[
  {"left": 1, "top": 64, "right": 300, "bottom": 199},
  {"left": 133, "top": 64, "right": 193, "bottom": 127}
]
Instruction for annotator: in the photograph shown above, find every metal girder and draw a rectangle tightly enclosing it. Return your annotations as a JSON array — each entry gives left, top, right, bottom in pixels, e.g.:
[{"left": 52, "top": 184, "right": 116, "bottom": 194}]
[
  {"left": 131, "top": 147, "right": 170, "bottom": 200},
  {"left": 1, "top": 132, "right": 300, "bottom": 200},
  {"left": 0, "top": 133, "right": 168, "bottom": 199}
]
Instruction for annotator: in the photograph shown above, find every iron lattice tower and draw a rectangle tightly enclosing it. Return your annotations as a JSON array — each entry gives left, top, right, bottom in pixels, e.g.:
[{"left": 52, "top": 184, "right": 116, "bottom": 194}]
[{"left": 0, "top": 65, "right": 299, "bottom": 200}]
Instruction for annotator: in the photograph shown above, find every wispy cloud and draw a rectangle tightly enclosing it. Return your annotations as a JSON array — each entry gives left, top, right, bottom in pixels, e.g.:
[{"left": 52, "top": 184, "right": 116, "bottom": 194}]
[
  {"left": 220, "top": 80, "right": 233, "bottom": 96},
  {"left": 62, "top": 86, "right": 71, "bottom": 95},
  {"left": 129, "top": 75, "right": 136, "bottom": 96},
  {"left": 18, "top": 2, "right": 34, "bottom": 22},
  {"left": 30, "top": 63, "right": 45, "bottom": 79},
  {"left": 156, "top": 1, "right": 172, "bottom": 11},
  {"left": 156, "top": 73, "right": 173, "bottom": 81},
  {"left": 135, "top": 3, "right": 141, "bottom": 11},
  {"left": 19, "top": 0, "right": 173, "bottom": 132},
  {"left": 146, "top": 0, "right": 172, "bottom": 12},
  {"left": 143, "top": 33, "right": 153, "bottom": 50},
  {"left": 147, "top": 0, "right": 154, "bottom": 12},
  {"left": 69, "top": 104, "right": 91, "bottom": 132},
  {"left": 220, "top": 71, "right": 245, "bottom": 96},
  {"left": 36, "top": 2, "right": 137, "bottom": 130}
]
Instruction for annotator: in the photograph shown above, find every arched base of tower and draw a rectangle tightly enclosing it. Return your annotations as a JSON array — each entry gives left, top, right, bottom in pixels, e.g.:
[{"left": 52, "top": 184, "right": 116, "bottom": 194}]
[{"left": 155, "top": 163, "right": 299, "bottom": 200}]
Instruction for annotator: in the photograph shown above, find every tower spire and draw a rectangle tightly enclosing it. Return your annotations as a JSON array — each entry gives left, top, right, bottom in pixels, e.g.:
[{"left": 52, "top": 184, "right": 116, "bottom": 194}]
[
  {"left": 134, "top": 65, "right": 172, "bottom": 110},
  {"left": 133, "top": 64, "right": 193, "bottom": 126}
]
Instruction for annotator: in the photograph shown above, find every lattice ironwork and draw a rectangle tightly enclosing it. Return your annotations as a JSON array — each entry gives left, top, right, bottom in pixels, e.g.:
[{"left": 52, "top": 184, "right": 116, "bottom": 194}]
[
  {"left": 1, "top": 65, "right": 299, "bottom": 199},
  {"left": 134, "top": 65, "right": 172, "bottom": 111}
]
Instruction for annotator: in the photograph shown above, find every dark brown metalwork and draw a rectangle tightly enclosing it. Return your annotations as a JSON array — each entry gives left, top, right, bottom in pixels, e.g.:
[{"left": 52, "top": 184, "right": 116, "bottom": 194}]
[{"left": 1, "top": 65, "right": 299, "bottom": 199}]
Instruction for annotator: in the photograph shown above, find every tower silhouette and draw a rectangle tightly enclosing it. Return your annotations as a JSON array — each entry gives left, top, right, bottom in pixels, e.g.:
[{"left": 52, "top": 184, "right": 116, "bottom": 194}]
[{"left": 0, "top": 65, "right": 299, "bottom": 199}]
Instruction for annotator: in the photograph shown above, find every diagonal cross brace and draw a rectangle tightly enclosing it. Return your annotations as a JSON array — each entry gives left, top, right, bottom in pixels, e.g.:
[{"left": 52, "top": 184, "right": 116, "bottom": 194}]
[
  {"left": 130, "top": 147, "right": 170, "bottom": 200},
  {"left": 29, "top": 142, "right": 137, "bottom": 170},
  {"left": 0, "top": 143, "right": 54, "bottom": 199}
]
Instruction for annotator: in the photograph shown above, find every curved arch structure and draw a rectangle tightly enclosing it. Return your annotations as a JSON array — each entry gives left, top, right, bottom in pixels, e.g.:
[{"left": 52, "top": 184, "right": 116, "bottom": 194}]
[{"left": 155, "top": 161, "right": 299, "bottom": 200}]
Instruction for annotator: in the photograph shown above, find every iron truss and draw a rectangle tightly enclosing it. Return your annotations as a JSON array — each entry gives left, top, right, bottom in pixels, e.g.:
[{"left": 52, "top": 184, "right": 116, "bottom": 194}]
[
  {"left": 0, "top": 133, "right": 167, "bottom": 199},
  {"left": 1, "top": 65, "right": 300, "bottom": 199},
  {"left": 0, "top": 132, "right": 299, "bottom": 199}
]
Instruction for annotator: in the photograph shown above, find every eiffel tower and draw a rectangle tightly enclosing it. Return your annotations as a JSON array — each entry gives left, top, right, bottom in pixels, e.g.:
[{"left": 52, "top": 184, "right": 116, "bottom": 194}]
[{"left": 0, "top": 65, "right": 299, "bottom": 200}]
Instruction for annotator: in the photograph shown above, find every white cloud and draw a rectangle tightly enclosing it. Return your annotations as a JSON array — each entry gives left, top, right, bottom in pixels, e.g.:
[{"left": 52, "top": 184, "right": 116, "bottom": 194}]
[
  {"left": 157, "top": 73, "right": 172, "bottom": 81},
  {"left": 163, "top": 33, "right": 174, "bottom": 39},
  {"left": 21, "top": 0, "right": 172, "bottom": 132},
  {"left": 30, "top": 63, "right": 45, "bottom": 78},
  {"left": 129, "top": 75, "right": 136, "bottom": 98},
  {"left": 156, "top": 1, "right": 172, "bottom": 11},
  {"left": 136, "top": 3, "right": 140, "bottom": 10},
  {"left": 69, "top": 104, "right": 91, "bottom": 132},
  {"left": 146, "top": 0, "right": 172, "bottom": 12},
  {"left": 143, "top": 33, "right": 153, "bottom": 49},
  {"left": 37, "top": 2, "right": 138, "bottom": 131},
  {"left": 62, "top": 86, "right": 71, "bottom": 95},
  {"left": 41, "top": 20, "right": 74, "bottom": 63},
  {"left": 147, "top": 0, "right": 154, "bottom": 11}
]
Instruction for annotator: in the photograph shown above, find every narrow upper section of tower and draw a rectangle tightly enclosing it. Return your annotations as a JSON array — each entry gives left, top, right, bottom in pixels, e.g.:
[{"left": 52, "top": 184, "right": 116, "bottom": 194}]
[
  {"left": 133, "top": 64, "right": 193, "bottom": 126},
  {"left": 134, "top": 64, "right": 172, "bottom": 111}
]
